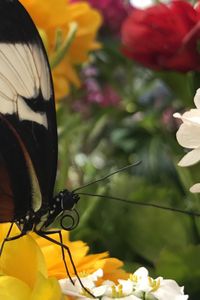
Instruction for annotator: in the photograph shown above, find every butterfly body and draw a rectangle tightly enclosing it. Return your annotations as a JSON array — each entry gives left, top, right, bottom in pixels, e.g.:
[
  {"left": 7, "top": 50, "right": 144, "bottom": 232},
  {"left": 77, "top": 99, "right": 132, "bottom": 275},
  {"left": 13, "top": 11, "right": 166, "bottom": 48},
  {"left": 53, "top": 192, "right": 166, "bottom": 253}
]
[{"left": 14, "top": 190, "right": 79, "bottom": 233}]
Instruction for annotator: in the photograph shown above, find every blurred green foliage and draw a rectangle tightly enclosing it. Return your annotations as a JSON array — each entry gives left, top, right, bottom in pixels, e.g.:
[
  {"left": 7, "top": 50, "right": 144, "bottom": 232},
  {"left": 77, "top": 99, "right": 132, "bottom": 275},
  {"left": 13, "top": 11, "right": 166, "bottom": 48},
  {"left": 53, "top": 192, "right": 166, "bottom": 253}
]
[{"left": 55, "top": 39, "right": 200, "bottom": 299}]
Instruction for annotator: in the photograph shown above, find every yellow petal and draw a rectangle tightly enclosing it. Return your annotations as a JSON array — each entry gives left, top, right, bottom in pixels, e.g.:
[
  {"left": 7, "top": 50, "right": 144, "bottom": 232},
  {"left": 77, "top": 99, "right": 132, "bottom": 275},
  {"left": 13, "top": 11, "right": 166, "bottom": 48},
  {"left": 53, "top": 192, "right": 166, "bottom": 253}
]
[
  {"left": 33, "top": 231, "right": 128, "bottom": 283},
  {"left": 38, "top": 239, "right": 89, "bottom": 278},
  {"left": 67, "top": 3, "right": 102, "bottom": 62},
  {"left": 31, "top": 272, "right": 62, "bottom": 300},
  {"left": 52, "top": 59, "right": 80, "bottom": 100},
  {"left": 0, "top": 235, "right": 47, "bottom": 288},
  {"left": 20, "top": 0, "right": 70, "bottom": 29},
  {"left": 0, "top": 223, "right": 20, "bottom": 243},
  {"left": 20, "top": 0, "right": 102, "bottom": 98},
  {"left": 0, "top": 276, "right": 31, "bottom": 300}
]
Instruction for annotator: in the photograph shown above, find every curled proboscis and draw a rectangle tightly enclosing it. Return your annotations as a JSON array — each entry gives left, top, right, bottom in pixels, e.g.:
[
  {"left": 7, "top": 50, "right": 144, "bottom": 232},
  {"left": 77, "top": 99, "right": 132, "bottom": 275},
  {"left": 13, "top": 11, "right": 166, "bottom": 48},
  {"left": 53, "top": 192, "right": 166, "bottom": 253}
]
[{"left": 60, "top": 209, "right": 79, "bottom": 231}]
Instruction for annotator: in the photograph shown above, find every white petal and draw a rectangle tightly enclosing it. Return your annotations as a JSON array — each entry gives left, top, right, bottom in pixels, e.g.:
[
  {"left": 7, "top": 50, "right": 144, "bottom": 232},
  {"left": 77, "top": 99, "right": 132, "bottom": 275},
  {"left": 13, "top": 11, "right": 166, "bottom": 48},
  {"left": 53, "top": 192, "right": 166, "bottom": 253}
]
[
  {"left": 59, "top": 278, "right": 80, "bottom": 296},
  {"left": 102, "top": 280, "right": 115, "bottom": 287},
  {"left": 118, "top": 280, "right": 134, "bottom": 294},
  {"left": 178, "top": 148, "right": 200, "bottom": 166},
  {"left": 173, "top": 112, "right": 182, "bottom": 119},
  {"left": 181, "top": 109, "right": 200, "bottom": 126},
  {"left": 152, "top": 279, "right": 188, "bottom": 300},
  {"left": 134, "top": 267, "right": 149, "bottom": 278},
  {"left": 189, "top": 183, "right": 200, "bottom": 193},
  {"left": 174, "top": 109, "right": 200, "bottom": 126},
  {"left": 92, "top": 285, "right": 107, "bottom": 297},
  {"left": 59, "top": 276, "right": 106, "bottom": 298},
  {"left": 134, "top": 268, "right": 151, "bottom": 293},
  {"left": 74, "top": 277, "right": 96, "bottom": 290},
  {"left": 176, "top": 123, "right": 200, "bottom": 148},
  {"left": 102, "top": 295, "right": 141, "bottom": 300},
  {"left": 194, "top": 88, "right": 200, "bottom": 108},
  {"left": 90, "top": 269, "right": 104, "bottom": 280}
]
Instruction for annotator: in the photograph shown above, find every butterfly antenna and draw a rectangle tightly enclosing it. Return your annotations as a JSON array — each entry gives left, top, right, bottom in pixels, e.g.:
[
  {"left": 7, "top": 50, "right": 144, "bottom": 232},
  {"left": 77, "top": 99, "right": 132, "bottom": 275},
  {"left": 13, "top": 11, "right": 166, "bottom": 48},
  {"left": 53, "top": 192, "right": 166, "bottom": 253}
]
[
  {"left": 72, "top": 161, "right": 141, "bottom": 193},
  {"left": 78, "top": 192, "right": 200, "bottom": 217}
]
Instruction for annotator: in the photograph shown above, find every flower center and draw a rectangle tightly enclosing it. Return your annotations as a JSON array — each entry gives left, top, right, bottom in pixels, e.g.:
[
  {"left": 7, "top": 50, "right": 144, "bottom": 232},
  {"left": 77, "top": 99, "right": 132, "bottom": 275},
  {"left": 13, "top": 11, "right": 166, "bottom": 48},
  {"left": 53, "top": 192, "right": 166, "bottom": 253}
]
[
  {"left": 129, "top": 274, "right": 138, "bottom": 283},
  {"left": 79, "top": 271, "right": 89, "bottom": 277},
  {"left": 148, "top": 277, "right": 160, "bottom": 292},
  {"left": 111, "top": 284, "right": 126, "bottom": 298}
]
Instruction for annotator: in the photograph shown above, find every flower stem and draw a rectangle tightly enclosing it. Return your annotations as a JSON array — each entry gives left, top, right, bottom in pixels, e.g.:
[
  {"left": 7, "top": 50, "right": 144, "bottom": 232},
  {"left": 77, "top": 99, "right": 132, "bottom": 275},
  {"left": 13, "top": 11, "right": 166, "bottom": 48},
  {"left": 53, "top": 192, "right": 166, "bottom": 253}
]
[{"left": 50, "top": 22, "right": 78, "bottom": 69}]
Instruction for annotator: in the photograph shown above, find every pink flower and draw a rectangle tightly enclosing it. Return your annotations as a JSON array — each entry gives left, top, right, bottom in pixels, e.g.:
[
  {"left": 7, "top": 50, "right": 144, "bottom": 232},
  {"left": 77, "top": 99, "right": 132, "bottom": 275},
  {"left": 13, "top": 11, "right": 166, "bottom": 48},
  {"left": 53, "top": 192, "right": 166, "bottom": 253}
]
[
  {"left": 100, "top": 85, "right": 121, "bottom": 107},
  {"left": 71, "top": 0, "right": 132, "bottom": 35},
  {"left": 83, "top": 79, "right": 121, "bottom": 107}
]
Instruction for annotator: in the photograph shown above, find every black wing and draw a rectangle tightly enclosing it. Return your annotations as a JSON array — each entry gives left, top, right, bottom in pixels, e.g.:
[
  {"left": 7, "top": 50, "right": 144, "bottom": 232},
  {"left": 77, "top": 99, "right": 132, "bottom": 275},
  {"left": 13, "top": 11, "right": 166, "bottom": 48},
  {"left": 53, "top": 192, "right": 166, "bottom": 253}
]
[{"left": 0, "top": 0, "right": 57, "bottom": 222}]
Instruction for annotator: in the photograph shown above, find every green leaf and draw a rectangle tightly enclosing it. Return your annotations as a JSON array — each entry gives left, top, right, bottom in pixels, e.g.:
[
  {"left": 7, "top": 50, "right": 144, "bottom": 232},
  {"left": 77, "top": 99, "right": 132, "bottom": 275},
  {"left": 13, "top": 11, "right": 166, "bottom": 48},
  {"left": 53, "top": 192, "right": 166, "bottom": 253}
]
[
  {"left": 156, "top": 245, "right": 200, "bottom": 299},
  {"left": 155, "top": 71, "right": 193, "bottom": 106}
]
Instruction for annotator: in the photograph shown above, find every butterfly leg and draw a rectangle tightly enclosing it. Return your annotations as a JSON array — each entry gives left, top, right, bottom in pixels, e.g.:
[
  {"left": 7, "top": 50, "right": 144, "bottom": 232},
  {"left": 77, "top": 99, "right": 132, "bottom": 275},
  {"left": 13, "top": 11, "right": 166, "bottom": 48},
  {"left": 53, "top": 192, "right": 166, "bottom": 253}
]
[
  {"left": 37, "top": 230, "right": 73, "bottom": 284},
  {"left": 0, "top": 222, "right": 25, "bottom": 255},
  {"left": 36, "top": 230, "right": 95, "bottom": 298}
]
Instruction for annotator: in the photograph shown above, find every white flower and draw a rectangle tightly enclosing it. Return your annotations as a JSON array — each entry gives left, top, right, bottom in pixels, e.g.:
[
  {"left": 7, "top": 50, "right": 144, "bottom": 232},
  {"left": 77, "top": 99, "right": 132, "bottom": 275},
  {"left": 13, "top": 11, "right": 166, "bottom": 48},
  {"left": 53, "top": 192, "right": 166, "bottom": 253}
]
[
  {"left": 59, "top": 267, "right": 188, "bottom": 300},
  {"left": 101, "top": 279, "right": 141, "bottom": 300},
  {"left": 174, "top": 88, "right": 200, "bottom": 192},
  {"left": 130, "top": 267, "right": 151, "bottom": 292},
  {"left": 129, "top": 267, "right": 188, "bottom": 300},
  {"left": 150, "top": 279, "right": 189, "bottom": 300},
  {"left": 102, "top": 295, "right": 141, "bottom": 300},
  {"left": 59, "top": 268, "right": 106, "bottom": 299}
]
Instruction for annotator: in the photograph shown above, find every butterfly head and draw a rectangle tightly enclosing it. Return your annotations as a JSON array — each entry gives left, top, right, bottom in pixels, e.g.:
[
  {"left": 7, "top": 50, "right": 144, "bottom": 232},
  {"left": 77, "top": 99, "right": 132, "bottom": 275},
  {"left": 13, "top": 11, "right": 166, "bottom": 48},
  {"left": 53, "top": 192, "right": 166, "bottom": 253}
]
[
  {"left": 59, "top": 189, "right": 80, "bottom": 210},
  {"left": 54, "top": 189, "right": 80, "bottom": 231},
  {"left": 38, "top": 189, "right": 80, "bottom": 232}
]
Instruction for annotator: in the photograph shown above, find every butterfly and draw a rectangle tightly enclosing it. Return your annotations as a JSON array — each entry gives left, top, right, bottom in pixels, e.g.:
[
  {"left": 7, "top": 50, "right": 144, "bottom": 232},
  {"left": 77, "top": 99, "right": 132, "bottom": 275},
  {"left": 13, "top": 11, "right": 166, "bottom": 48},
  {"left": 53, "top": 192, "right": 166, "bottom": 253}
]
[
  {"left": 0, "top": 0, "right": 199, "bottom": 235},
  {"left": 1, "top": 0, "right": 200, "bottom": 281},
  {"left": 0, "top": 0, "right": 80, "bottom": 239},
  {"left": 0, "top": 0, "right": 89, "bottom": 290}
]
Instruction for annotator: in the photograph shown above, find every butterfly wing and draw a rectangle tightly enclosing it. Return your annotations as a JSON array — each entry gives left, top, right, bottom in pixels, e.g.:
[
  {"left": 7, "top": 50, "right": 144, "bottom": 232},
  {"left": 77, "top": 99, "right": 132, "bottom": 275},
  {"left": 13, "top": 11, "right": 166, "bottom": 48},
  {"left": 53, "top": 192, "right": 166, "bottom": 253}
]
[{"left": 0, "top": 0, "right": 57, "bottom": 222}]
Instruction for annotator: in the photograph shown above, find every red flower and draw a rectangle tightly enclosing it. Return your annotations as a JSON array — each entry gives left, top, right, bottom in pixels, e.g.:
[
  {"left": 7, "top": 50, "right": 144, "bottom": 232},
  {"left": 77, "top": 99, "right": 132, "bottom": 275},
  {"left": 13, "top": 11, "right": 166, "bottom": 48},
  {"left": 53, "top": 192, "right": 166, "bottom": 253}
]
[{"left": 121, "top": 0, "right": 200, "bottom": 72}]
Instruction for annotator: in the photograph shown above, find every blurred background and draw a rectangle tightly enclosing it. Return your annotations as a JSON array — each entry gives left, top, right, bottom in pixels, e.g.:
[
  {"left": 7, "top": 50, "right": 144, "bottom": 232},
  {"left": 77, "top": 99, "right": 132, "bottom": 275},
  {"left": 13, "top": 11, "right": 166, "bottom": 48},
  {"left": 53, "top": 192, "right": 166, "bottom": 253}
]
[{"left": 21, "top": 0, "right": 200, "bottom": 299}]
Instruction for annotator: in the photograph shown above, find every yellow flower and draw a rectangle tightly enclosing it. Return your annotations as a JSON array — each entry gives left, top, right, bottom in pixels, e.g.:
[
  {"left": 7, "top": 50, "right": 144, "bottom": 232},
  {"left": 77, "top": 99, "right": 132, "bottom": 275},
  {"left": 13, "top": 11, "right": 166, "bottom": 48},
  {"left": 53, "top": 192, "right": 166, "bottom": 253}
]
[
  {"left": 20, "top": 0, "right": 102, "bottom": 100},
  {"left": 0, "top": 224, "right": 128, "bottom": 298},
  {"left": 34, "top": 231, "right": 128, "bottom": 284},
  {"left": 0, "top": 225, "right": 62, "bottom": 300}
]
